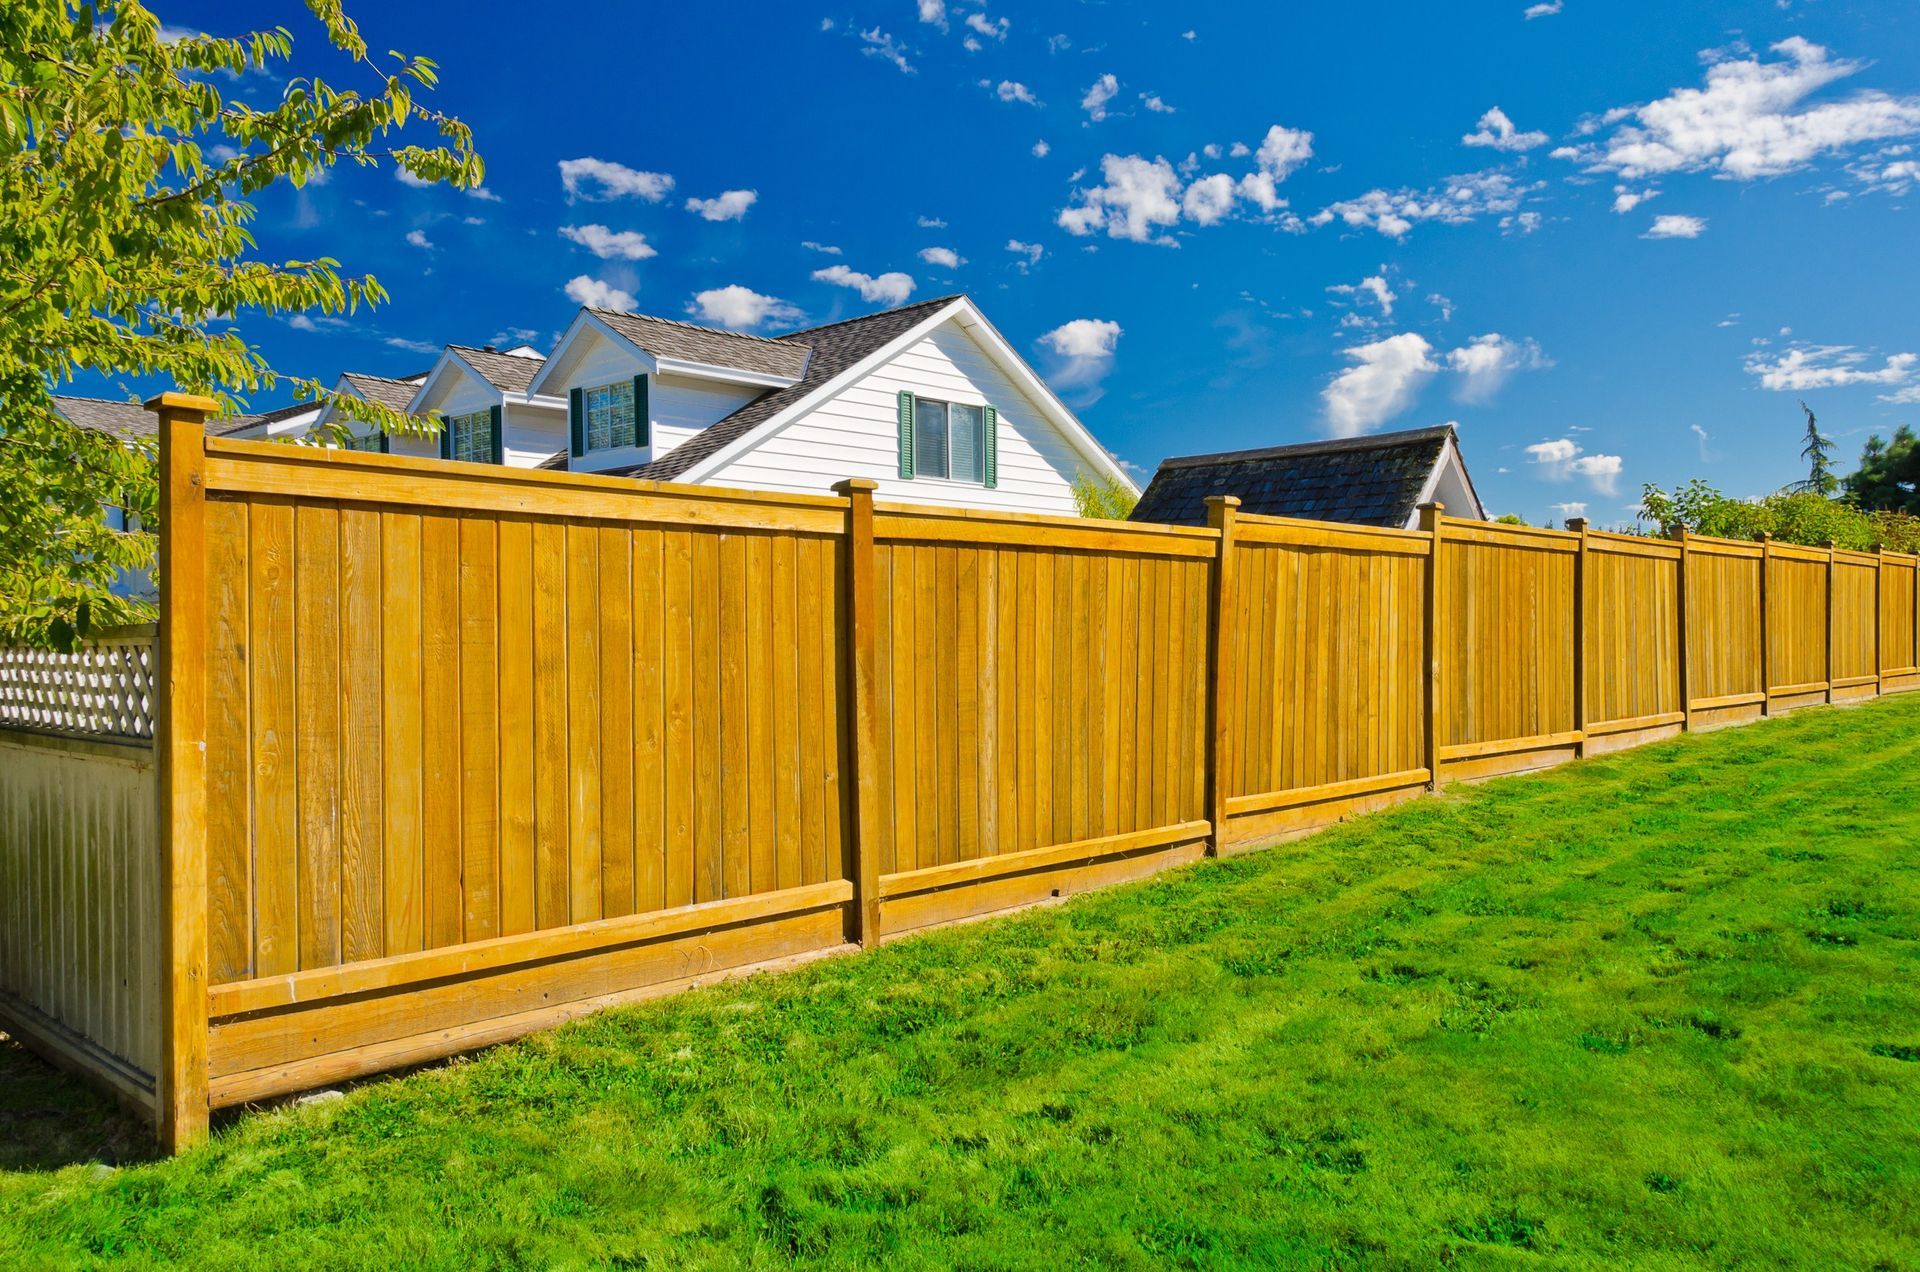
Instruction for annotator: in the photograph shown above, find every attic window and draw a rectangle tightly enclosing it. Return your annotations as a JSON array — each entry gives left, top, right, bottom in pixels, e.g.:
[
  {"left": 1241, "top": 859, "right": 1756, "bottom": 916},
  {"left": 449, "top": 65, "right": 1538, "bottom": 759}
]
[
  {"left": 583, "top": 381, "right": 637, "bottom": 451},
  {"left": 912, "top": 398, "right": 987, "bottom": 484},
  {"left": 446, "top": 408, "right": 496, "bottom": 464}
]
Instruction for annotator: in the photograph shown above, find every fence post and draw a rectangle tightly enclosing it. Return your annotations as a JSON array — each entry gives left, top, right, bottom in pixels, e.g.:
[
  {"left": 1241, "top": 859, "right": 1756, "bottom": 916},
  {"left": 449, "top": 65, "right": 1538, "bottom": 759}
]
[
  {"left": 149, "top": 393, "right": 217, "bottom": 1153},
  {"left": 1874, "top": 543, "right": 1885, "bottom": 696},
  {"left": 1825, "top": 539, "right": 1837, "bottom": 704},
  {"left": 1674, "top": 527, "right": 1692, "bottom": 731},
  {"left": 1204, "top": 495, "right": 1240, "bottom": 855},
  {"left": 1567, "top": 517, "right": 1589, "bottom": 756},
  {"left": 833, "top": 478, "right": 883, "bottom": 947},
  {"left": 1757, "top": 533, "right": 1772, "bottom": 717},
  {"left": 1418, "top": 502, "right": 1446, "bottom": 788}
]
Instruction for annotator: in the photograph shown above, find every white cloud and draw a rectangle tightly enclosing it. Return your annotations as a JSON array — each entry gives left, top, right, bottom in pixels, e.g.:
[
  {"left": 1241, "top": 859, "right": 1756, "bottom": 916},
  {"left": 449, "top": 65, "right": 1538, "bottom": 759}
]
[
  {"left": 1007, "top": 239, "right": 1045, "bottom": 269},
  {"left": 1183, "top": 28, "right": 1198, "bottom": 40},
  {"left": 1502, "top": 210, "right": 1544, "bottom": 235},
  {"left": 1644, "top": 213, "right": 1707, "bottom": 238},
  {"left": 965, "top": 12, "right": 1008, "bottom": 40},
  {"left": 1526, "top": 438, "right": 1580, "bottom": 468},
  {"left": 1229, "top": 141, "right": 1251, "bottom": 158},
  {"left": 802, "top": 240, "right": 842, "bottom": 255},
  {"left": 1552, "top": 502, "right": 1588, "bottom": 518},
  {"left": 1181, "top": 173, "right": 1239, "bottom": 226},
  {"left": 917, "top": 0, "right": 946, "bottom": 31},
  {"left": 685, "top": 189, "right": 758, "bottom": 221},
  {"left": 558, "top": 157, "right": 674, "bottom": 203},
  {"left": 1313, "top": 171, "right": 1535, "bottom": 239},
  {"left": 917, "top": 216, "right": 947, "bottom": 229},
  {"left": 1527, "top": 437, "right": 1623, "bottom": 494},
  {"left": 1048, "top": 33, "right": 1071, "bottom": 53},
  {"left": 1556, "top": 38, "right": 1920, "bottom": 180},
  {"left": 1611, "top": 185, "right": 1660, "bottom": 213},
  {"left": 1141, "top": 93, "right": 1176, "bottom": 114},
  {"left": 1255, "top": 125, "right": 1315, "bottom": 180},
  {"left": 1463, "top": 106, "right": 1549, "bottom": 151},
  {"left": 1038, "top": 319, "right": 1123, "bottom": 403},
  {"left": 1691, "top": 423, "right": 1714, "bottom": 460},
  {"left": 859, "top": 27, "right": 914, "bottom": 74},
  {"left": 1032, "top": 140, "right": 1051, "bottom": 158},
  {"left": 1322, "top": 333, "right": 1440, "bottom": 437},
  {"left": 1448, "top": 333, "right": 1550, "bottom": 402},
  {"left": 991, "top": 80, "right": 1039, "bottom": 105},
  {"left": 1524, "top": 1, "right": 1562, "bottom": 18},
  {"left": 385, "top": 335, "right": 441, "bottom": 356},
  {"left": 1572, "top": 455, "right": 1623, "bottom": 494},
  {"left": 560, "top": 224, "right": 657, "bottom": 260},
  {"left": 395, "top": 168, "right": 433, "bottom": 189},
  {"left": 1058, "top": 153, "right": 1184, "bottom": 243},
  {"left": 812, "top": 264, "right": 916, "bottom": 305},
  {"left": 1082, "top": 74, "right": 1120, "bottom": 122},
  {"left": 1428, "top": 292, "right": 1455, "bottom": 322},
  {"left": 1743, "top": 345, "right": 1917, "bottom": 391},
  {"left": 962, "top": 35, "right": 981, "bottom": 52},
  {"left": 565, "top": 275, "right": 637, "bottom": 312},
  {"left": 1880, "top": 385, "right": 1920, "bottom": 405},
  {"left": 688, "top": 285, "right": 803, "bottom": 330},
  {"left": 918, "top": 246, "right": 965, "bottom": 269},
  {"left": 1327, "top": 271, "right": 1397, "bottom": 318},
  {"left": 820, "top": 17, "right": 833, "bottom": 31},
  {"left": 405, "top": 229, "right": 433, "bottom": 250}
]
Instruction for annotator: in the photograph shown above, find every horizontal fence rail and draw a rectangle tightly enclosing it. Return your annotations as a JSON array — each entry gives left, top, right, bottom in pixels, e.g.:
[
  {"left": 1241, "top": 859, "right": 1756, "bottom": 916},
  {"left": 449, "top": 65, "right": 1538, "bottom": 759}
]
[{"left": 7, "top": 403, "right": 1918, "bottom": 1153}]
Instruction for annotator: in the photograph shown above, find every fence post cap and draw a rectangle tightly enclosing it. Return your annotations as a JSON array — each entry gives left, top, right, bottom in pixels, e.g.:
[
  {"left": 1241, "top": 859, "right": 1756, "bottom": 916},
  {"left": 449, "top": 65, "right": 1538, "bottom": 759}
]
[
  {"left": 1755, "top": 532, "right": 1773, "bottom": 543},
  {"left": 142, "top": 392, "right": 221, "bottom": 419},
  {"left": 1823, "top": 539, "right": 1838, "bottom": 549},
  {"left": 1416, "top": 500, "right": 1445, "bottom": 513},
  {"left": 1203, "top": 494, "right": 1241, "bottom": 509},
  {"left": 1564, "top": 516, "right": 1589, "bottom": 532},
  {"left": 832, "top": 478, "right": 880, "bottom": 496}
]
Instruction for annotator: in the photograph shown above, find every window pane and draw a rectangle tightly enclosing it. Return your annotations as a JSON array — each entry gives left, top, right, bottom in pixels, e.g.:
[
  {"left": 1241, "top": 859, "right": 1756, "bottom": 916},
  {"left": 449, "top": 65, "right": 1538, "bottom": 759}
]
[
  {"left": 948, "top": 404, "right": 983, "bottom": 484},
  {"left": 453, "top": 409, "right": 491, "bottom": 463},
  {"left": 609, "top": 380, "right": 636, "bottom": 449},
  {"left": 585, "top": 381, "right": 636, "bottom": 452},
  {"left": 915, "top": 398, "right": 949, "bottom": 479},
  {"left": 586, "top": 385, "right": 611, "bottom": 451}
]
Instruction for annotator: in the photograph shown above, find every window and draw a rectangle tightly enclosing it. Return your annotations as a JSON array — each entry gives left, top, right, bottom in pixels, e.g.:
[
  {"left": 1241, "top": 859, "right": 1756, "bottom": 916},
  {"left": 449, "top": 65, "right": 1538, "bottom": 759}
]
[
  {"left": 583, "top": 380, "right": 637, "bottom": 452},
  {"left": 445, "top": 408, "right": 496, "bottom": 464},
  {"left": 910, "top": 398, "right": 986, "bottom": 484},
  {"left": 341, "top": 430, "right": 385, "bottom": 453}
]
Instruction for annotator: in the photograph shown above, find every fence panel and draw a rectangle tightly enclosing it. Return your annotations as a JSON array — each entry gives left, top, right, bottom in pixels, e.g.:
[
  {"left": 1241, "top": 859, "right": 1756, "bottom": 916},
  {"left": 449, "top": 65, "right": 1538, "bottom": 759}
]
[
  {"left": 1220, "top": 516, "right": 1429, "bottom": 845},
  {"left": 1584, "top": 532, "right": 1683, "bottom": 749},
  {"left": 1766, "top": 545, "right": 1830, "bottom": 709},
  {"left": 1883, "top": 555, "right": 1919, "bottom": 693},
  {"left": 196, "top": 440, "right": 855, "bottom": 1107},
  {"left": 1437, "top": 519, "right": 1579, "bottom": 779},
  {"left": 870, "top": 509, "right": 1213, "bottom": 934},
  {"left": 1683, "top": 537, "right": 1765, "bottom": 728},
  {"left": 1832, "top": 551, "right": 1879, "bottom": 700}
]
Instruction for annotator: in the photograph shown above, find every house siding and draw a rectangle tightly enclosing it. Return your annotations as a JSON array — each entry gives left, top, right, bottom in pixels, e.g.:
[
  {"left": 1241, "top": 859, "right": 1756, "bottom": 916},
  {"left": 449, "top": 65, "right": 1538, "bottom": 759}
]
[
  {"left": 556, "top": 336, "right": 762, "bottom": 475},
  {"left": 699, "top": 319, "right": 1101, "bottom": 514},
  {"left": 416, "top": 368, "right": 565, "bottom": 467}
]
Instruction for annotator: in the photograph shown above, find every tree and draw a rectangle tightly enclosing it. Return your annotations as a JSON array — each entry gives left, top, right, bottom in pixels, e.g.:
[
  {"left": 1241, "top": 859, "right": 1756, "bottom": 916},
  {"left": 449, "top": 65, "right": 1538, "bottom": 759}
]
[
  {"left": 1794, "top": 401, "right": 1839, "bottom": 497},
  {"left": 1070, "top": 470, "right": 1139, "bottom": 520},
  {"left": 1844, "top": 424, "right": 1920, "bottom": 515},
  {"left": 0, "top": 1, "right": 481, "bottom": 646},
  {"left": 1638, "top": 479, "right": 1920, "bottom": 554}
]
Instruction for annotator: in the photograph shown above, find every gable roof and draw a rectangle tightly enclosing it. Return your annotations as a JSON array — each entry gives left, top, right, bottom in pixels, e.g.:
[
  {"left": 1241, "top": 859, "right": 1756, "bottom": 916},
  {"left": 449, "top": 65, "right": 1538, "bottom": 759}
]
[
  {"left": 210, "top": 399, "right": 322, "bottom": 437},
  {"left": 1130, "top": 425, "right": 1481, "bottom": 529},
  {"left": 587, "top": 309, "right": 815, "bottom": 382},
  {"left": 340, "top": 371, "right": 426, "bottom": 413},
  {"left": 446, "top": 344, "right": 546, "bottom": 395},
  {"left": 622, "top": 294, "right": 965, "bottom": 481},
  {"left": 52, "top": 395, "right": 156, "bottom": 441}
]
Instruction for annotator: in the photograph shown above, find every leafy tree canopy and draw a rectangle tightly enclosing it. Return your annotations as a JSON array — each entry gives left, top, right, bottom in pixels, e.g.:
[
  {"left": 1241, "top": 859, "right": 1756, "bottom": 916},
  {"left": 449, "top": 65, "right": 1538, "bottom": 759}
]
[
  {"left": 1638, "top": 479, "right": 1920, "bottom": 554},
  {"left": 1071, "top": 470, "right": 1140, "bottom": 521},
  {"left": 0, "top": 0, "right": 480, "bottom": 646},
  {"left": 1844, "top": 424, "right": 1920, "bottom": 516}
]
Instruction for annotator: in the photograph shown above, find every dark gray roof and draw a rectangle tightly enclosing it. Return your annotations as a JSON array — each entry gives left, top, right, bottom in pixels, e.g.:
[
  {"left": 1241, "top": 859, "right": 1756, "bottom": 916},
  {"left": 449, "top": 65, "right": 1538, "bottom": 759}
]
[
  {"left": 619, "top": 294, "right": 963, "bottom": 481},
  {"left": 52, "top": 396, "right": 157, "bottom": 440},
  {"left": 340, "top": 372, "right": 425, "bottom": 413},
  {"left": 590, "top": 310, "right": 813, "bottom": 381},
  {"left": 210, "top": 399, "right": 323, "bottom": 437},
  {"left": 448, "top": 345, "right": 545, "bottom": 395},
  {"left": 1130, "top": 425, "right": 1461, "bottom": 529}
]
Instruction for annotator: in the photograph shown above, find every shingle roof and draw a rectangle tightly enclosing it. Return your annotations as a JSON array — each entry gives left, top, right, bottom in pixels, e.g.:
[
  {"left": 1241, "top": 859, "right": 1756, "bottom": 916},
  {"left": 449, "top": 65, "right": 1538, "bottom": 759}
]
[
  {"left": 589, "top": 310, "right": 814, "bottom": 382},
  {"left": 339, "top": 372, "right": 425, "bottom": 413},
  {"left": 618, "top": 294, "right": 963, "bottom": 482},
  {"left": 209, "top": 399, "right": 323, "bottom": 437},
  {"left": 448, "top": 345, "right": 545, "bottom": 395},
  {"left": 1130, "top": 425, "right": 1461, "bottom": 529},
  {"left": 52, "top": 396, "right": 157, "bottom": 441}
]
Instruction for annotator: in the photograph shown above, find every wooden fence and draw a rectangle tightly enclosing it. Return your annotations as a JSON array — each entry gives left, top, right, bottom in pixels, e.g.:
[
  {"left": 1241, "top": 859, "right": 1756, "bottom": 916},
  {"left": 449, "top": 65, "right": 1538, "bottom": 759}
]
[{"left": 4, "top": 395, "right": 1917, "bottom": 1153}]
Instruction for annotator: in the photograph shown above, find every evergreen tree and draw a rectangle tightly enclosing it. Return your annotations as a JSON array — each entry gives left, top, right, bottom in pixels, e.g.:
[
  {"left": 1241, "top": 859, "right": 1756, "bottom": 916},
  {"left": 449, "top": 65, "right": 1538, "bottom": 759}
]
[{"left": 1795, "top": 401, "right": 1839, "bottom": 497}]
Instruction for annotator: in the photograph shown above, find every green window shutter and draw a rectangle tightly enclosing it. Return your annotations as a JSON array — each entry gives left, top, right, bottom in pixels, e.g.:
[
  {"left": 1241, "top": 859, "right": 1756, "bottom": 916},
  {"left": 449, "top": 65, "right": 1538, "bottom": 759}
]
[
  {"left": 897, "top": 390, "right": 915, "bottom": 479},
  {"left": 569, "top": 387, "right": 585, "bottom": 456},
  {"left": 489, "top": 405, "right": 505, "bottom": 465},
  {"left": 633, "top": 374, "right": 650, "bottom": 448},
  {"left": 377, "top": 431, "right": 390, "bottom": 455},
  {"left": 983, "top": 406, "right": 998, "bottom": 489},
  {"left": 438, "top": 413, "right": 453, "bottom": 461}
]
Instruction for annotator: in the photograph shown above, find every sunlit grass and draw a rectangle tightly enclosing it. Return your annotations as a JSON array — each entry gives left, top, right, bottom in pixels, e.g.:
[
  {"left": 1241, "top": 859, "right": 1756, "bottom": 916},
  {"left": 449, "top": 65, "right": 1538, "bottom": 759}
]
[{"left": 4, "top": 694, "right": 1918, "bottom": 1268}]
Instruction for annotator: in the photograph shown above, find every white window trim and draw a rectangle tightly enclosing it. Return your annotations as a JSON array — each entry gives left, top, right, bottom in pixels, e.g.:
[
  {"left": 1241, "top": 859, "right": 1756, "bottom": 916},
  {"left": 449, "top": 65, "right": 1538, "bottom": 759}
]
[
  {"left": 581, "top": 379, "right": 639, "bottom": 454},
  {"left": 447, "top": 408, "right": 494, "bottom": 463}
]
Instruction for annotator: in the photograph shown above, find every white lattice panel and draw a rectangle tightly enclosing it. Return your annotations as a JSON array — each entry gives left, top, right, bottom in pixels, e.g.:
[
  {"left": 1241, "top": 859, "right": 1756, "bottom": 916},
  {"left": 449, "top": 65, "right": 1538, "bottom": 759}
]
[{"left": 0, "top": 633, "right": 156, "bottom": 741}]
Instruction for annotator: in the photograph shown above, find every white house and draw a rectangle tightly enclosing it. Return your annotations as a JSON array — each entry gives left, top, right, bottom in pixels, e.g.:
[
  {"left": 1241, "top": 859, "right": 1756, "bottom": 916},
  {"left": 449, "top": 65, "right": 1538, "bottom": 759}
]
[
  {"left": 305, "top": 369, "right": 429, "bottom": 450},
  {"left": 525, "top": 294, "right": 1136, "bottom": 515}
]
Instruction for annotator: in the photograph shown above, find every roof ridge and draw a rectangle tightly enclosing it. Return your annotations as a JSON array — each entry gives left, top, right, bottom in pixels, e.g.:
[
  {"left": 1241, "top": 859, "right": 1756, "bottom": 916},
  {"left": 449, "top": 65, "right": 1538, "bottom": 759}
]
[
  {"left": 590, "top": 307, "right": 800, "bottom": 348},
  {"left": 1157, "top": 424, "right": 1455, "bottom": 471},
  {"left": 446, "top": 342, "right": 544, "bottom": 359},
  {"left": 779, "top": 293, "right": 964, "bottom": 341},
  {"left": 342, "top": 371, "right": 425, "bottom": 385}
]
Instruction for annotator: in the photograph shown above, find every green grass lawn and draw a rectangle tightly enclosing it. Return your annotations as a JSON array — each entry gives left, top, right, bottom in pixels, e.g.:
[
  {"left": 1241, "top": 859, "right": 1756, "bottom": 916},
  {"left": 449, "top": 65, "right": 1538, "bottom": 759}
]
[{"left": 4, "top": 695, "right": 1919, "bottom": 1269}]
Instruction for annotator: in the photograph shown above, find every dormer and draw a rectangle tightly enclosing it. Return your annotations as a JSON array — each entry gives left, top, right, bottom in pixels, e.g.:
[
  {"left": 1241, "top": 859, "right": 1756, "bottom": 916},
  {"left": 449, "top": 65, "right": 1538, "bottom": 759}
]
[
  {"left": 310, "top": 370, "right": 430, "bottom": 452},
  {"left": 408, "top": 343, "right": 566, "bottom": 467},
  {"left": 526, "top": 308, "right": 810, "bottom": 474}
]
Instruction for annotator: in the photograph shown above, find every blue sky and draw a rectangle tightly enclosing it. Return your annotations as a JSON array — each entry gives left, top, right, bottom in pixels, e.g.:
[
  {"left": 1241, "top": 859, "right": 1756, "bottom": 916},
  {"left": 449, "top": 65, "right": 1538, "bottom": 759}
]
[{"left": 154, "top": 0, "right": 1920, "bottom": 524}]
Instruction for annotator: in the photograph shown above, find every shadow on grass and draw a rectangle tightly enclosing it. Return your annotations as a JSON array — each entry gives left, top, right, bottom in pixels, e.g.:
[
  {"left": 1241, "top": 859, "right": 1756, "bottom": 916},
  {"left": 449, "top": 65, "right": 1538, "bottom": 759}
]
[{"left": 0, "top": 1033, "right": 158, "bottom": 1173}]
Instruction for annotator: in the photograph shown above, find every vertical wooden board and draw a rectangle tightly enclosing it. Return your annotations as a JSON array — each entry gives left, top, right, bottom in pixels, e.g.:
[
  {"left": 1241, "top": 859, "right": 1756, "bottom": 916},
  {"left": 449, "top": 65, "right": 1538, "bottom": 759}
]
[
  {"left": 745, "top": 534, "right": 776, "bottom": 893},
  {"left": 1092, "top": 554, "right": 1116, "bottom": 836},
  {"left": 294, "top": 503, "right": 342, "bottom": 971},
  {"left": 566, "top": 524, "right": 603, "bottom": 922},
  {"left": 531, "top": 520, "right": 570, "bottom": 930},
  {"left": 890, "top": 544, "right": 920, "bottom": 872},
  {"left": 1112, "top": 554, "right": 1138, "bottom": 834},
  {"left": 955, "top": 546, "right": 982, "bottom": 863},
  {"left": 204, "top": 500, "right": 253, "bottom": 984},
  {"left": 632, "top": 528, "right": 667, "bottom": 914},
  {"left": 979, "top": 548, "right": 1003, "bottom": 856},
  {"left": 1161, "top": 554, "right": 1187, "bottom": 819},
  {"left": 996, "top": 548, "right": 1019, "bottom": 854},
  {"left": 913, "top": 545, "right": 941, "bottom": 863},
  {"left": 928, "top": 545, "right": 954, "bottom": 866},
  {"left": 379, "top": 511, "right": 424, "bottom": 956},
  {"left": 457, "top": 516, "right": 499, "bottom": 944},
  {"left": 1014, "top": 549, "right": 1037, "bottom": 852},
  {"left": 794, "top": 535, "right": 826, "bottom": 887},
  {"left": 420, "top": 512, "right": 463, "bottom": 950},
  {"left": 339, "top": 507, "right": 385, "bottom": 964},
  {"left": 496, "top": 519, "right": 536, "bottom": 937},
  {"left": 1032, "top": 550, "right": 1056, "bottom": 845},
  {"left": 823, "top": 535, "right": 849, "bottom": 885},
  {"left": 869, "top": 545, "right": 894, "bottom": 875},
  {"left": 1051, "top": 551, "right": 1076, "bottom": 843},
  {"left": 662, "top": 530, "right": 696, "bottom": 909},
  {"left": 717, "top": 533, "right": 750, "bottom": 898},
  {"left": 598, "top": 525, "right": 634, "bottom": 917},
  {"left": 1067, "top": 552, "right": 1091, "bottom": 843}
]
